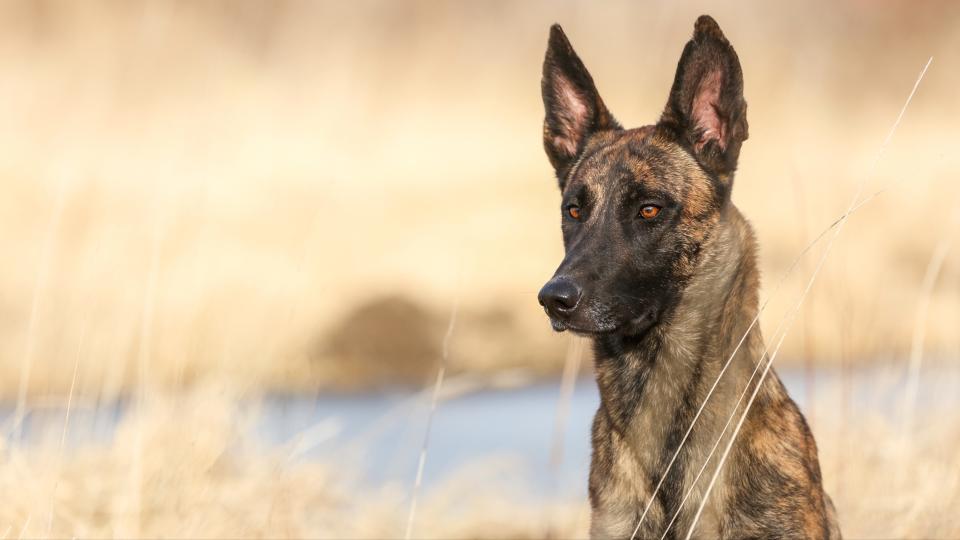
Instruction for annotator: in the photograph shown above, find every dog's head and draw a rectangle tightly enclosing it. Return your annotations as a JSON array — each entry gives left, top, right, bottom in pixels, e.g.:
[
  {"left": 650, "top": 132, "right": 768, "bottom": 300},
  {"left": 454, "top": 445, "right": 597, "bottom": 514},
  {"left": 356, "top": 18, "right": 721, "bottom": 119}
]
[{"left": 537, "top": 15, "right": 748, "bottom": 337}]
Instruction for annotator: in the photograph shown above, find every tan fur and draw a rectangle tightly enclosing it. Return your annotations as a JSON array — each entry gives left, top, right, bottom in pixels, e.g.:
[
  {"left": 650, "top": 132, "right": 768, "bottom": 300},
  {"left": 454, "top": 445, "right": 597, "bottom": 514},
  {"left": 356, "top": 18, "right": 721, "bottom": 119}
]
[
  {"left": 540, "top": 17, "right": 840, "bottom": 538},
  {"left": 588, "top": 202, "right": 840, "bottom": 539}
]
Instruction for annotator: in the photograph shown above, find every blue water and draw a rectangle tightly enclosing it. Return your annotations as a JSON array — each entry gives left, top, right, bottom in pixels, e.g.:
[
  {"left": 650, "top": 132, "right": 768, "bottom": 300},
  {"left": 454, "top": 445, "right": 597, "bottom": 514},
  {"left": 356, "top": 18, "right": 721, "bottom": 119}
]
[{"left": 2, "top": 364, "right": 958, "bottom": 501}]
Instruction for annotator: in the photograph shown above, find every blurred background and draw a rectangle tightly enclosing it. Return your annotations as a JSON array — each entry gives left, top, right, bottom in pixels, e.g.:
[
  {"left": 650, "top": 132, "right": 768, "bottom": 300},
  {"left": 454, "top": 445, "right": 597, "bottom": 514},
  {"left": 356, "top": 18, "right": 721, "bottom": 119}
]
[{"left": 0, "top": 1, "right": 958, "bottom": 538}]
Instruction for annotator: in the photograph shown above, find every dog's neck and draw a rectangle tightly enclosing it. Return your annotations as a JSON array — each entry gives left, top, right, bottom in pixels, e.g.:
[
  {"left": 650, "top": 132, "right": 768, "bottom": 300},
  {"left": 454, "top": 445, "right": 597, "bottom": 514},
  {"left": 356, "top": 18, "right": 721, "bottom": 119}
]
[{"left": 591, "top": 202, "right": 762, "bottom": 474}]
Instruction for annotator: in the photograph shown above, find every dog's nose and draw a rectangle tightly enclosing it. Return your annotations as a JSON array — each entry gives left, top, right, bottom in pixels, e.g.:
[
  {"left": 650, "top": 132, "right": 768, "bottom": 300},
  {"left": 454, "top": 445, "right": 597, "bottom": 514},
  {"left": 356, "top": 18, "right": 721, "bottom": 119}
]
[{"left": 538, "top": 278, "right": 582, "bottom": 318}]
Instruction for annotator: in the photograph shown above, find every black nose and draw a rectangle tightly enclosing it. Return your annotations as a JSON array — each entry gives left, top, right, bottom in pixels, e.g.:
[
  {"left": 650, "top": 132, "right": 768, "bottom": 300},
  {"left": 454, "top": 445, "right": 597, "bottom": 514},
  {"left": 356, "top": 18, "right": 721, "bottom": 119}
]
[{"left": 538, "top": 278, "right": 582, "bottom": 318}]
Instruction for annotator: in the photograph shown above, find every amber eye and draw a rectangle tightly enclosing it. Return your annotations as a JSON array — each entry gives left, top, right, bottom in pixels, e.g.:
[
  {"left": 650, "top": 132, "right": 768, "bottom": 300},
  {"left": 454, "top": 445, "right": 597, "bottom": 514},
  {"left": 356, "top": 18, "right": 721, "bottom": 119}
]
[
  {"left": 639, "top": 205, "right": 661, "bottom": 219},
  {"left": 567, "top": 205, "right": 581, "bottom": 220}
]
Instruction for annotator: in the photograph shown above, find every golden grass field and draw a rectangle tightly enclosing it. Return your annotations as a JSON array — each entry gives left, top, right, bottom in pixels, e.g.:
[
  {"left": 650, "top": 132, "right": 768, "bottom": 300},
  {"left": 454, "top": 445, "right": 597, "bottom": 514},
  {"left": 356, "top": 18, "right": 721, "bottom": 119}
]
[
  {"left": 2, "top": 383, "right": 959, "bottom": 538},
  {"left": 0, "top": 1, "right": 959, "bottom": 538}
]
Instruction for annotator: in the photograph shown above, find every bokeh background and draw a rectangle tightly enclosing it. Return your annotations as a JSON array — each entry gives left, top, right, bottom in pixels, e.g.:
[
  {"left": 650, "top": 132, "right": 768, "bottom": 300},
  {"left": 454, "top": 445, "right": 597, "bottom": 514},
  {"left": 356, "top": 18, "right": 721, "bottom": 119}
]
[{"left": 0, "top": 1, "right": 958, "bottom": 538}]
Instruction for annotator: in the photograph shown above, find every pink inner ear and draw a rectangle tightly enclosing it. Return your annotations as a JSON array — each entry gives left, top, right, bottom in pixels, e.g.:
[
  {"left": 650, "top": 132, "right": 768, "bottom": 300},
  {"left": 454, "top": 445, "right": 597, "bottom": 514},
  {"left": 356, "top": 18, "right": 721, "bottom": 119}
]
[
  {"left": 553, "top": 75, "right": 590, "bottom": 157},
  {"left": 691, "top": 69, "right": 726, "bottom": 151}
]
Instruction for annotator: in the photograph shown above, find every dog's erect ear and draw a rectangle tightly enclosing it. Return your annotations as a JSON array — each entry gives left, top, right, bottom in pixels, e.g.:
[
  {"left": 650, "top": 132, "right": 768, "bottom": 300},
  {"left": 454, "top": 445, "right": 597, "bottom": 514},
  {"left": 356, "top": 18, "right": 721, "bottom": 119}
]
[
  {"left": 659, "top": 16, "right": 748, "bottom": 191},
  {"left": 542, "top": 24, "right": 619, "bottom": 187}
]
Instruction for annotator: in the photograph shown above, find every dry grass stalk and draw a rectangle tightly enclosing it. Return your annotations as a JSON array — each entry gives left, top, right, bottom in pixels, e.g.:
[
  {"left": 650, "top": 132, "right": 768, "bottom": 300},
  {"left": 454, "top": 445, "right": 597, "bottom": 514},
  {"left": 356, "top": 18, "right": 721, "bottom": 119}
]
[{"left": 405, "top": 296, "right": 458, "bottom": 540}]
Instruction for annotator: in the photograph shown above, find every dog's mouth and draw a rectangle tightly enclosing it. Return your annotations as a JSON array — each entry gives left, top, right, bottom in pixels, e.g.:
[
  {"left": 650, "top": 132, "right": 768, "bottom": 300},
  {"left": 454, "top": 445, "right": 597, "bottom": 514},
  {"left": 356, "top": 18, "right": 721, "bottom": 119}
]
[
  {"left": 549, "top": 319, "right": 618, "bottom": 336},
  {"left": 547, "top": 306, "right": 659, "bottom": 337}
]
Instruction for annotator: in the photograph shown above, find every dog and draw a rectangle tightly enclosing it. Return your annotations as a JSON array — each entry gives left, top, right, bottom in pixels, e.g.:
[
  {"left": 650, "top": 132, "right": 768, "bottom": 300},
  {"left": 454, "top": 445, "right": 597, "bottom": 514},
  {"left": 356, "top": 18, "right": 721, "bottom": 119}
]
[{"left": 537, "top": 15, "right": 841, "bottom": 539}]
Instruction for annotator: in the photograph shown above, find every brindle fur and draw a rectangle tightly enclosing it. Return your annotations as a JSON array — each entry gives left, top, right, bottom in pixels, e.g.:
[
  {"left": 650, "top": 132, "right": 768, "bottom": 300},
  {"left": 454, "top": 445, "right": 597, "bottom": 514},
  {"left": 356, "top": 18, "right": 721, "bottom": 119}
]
[{"left": 537, "top": 16, "right": 841, "bottom": 539}]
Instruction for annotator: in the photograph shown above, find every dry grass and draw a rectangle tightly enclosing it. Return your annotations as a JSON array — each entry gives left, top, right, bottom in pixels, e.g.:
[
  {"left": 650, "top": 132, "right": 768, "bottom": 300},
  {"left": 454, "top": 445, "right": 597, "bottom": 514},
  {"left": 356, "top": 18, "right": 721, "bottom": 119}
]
[
  {"left": 1, "top": 385, "right": 959, "bottom": 539},
  {"left": 0, "top": 1, "right": 958, "bottom": 394}
]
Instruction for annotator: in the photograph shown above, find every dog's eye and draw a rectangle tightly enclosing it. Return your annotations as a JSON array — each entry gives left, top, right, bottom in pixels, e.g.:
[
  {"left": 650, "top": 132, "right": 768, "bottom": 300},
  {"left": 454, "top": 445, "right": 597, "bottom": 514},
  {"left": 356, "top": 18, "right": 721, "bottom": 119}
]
[
  {"left": 567, "top": 205, "right": 581, "bottom": 220},
  {"left": 639, "top": 205, "right": 661, "bottom": 219}
]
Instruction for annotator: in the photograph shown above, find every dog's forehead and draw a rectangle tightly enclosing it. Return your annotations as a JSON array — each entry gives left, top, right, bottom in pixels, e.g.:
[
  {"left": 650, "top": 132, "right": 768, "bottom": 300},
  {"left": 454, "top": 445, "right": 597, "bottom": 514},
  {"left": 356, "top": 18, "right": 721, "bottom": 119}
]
[
  {"left": 568, "top": 127, "right": 694, "bottom": 195},
  {"left": 564, "top": 127, "right": 718, "bottom": 220}
]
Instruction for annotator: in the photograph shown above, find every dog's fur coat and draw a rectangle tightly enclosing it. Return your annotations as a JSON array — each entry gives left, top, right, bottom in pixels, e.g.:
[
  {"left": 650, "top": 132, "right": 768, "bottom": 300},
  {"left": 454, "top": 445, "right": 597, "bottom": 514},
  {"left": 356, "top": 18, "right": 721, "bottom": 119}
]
[{"left": 537, "top": 15, "right": 842, "bottom": 539}]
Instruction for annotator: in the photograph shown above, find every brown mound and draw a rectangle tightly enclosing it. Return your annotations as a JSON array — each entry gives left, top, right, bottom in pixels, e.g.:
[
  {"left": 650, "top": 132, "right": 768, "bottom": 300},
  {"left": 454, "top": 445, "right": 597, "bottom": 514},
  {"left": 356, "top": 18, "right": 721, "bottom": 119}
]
[{"left": 321, "top": 295, "right": 442, "bottom": 389}]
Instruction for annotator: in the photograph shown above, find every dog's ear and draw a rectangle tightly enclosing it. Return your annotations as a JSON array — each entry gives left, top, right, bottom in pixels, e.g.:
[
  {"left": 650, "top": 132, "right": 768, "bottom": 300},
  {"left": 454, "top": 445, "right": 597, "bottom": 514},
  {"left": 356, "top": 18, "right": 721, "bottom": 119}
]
[
  {"left": 659, "top": 15, "right": 748, "bottom": 192},
  {"left": 542, "top": 24, "right": 619, "bottom": 187}
]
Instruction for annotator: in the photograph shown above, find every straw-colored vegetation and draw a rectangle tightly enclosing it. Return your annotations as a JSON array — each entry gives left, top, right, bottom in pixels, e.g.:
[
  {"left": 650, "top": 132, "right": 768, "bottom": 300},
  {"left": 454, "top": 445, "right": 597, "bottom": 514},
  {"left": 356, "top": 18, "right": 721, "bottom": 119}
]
[
  {"left": 1, "top": 1, "right": 958, "bottom": 394},
  {"left": 0, "top": 1, "right": 958, "bottom": 538},
  {"left": 2, "top": 385, "right": 959, "bottom": 538}
]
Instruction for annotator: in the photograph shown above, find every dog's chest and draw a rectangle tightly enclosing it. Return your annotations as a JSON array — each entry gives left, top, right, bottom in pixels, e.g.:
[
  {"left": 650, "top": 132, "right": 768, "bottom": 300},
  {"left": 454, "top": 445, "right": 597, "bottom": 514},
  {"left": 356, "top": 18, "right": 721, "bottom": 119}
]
[{"left": 590, "top": 337, "right": 738, "bottom": 539}]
